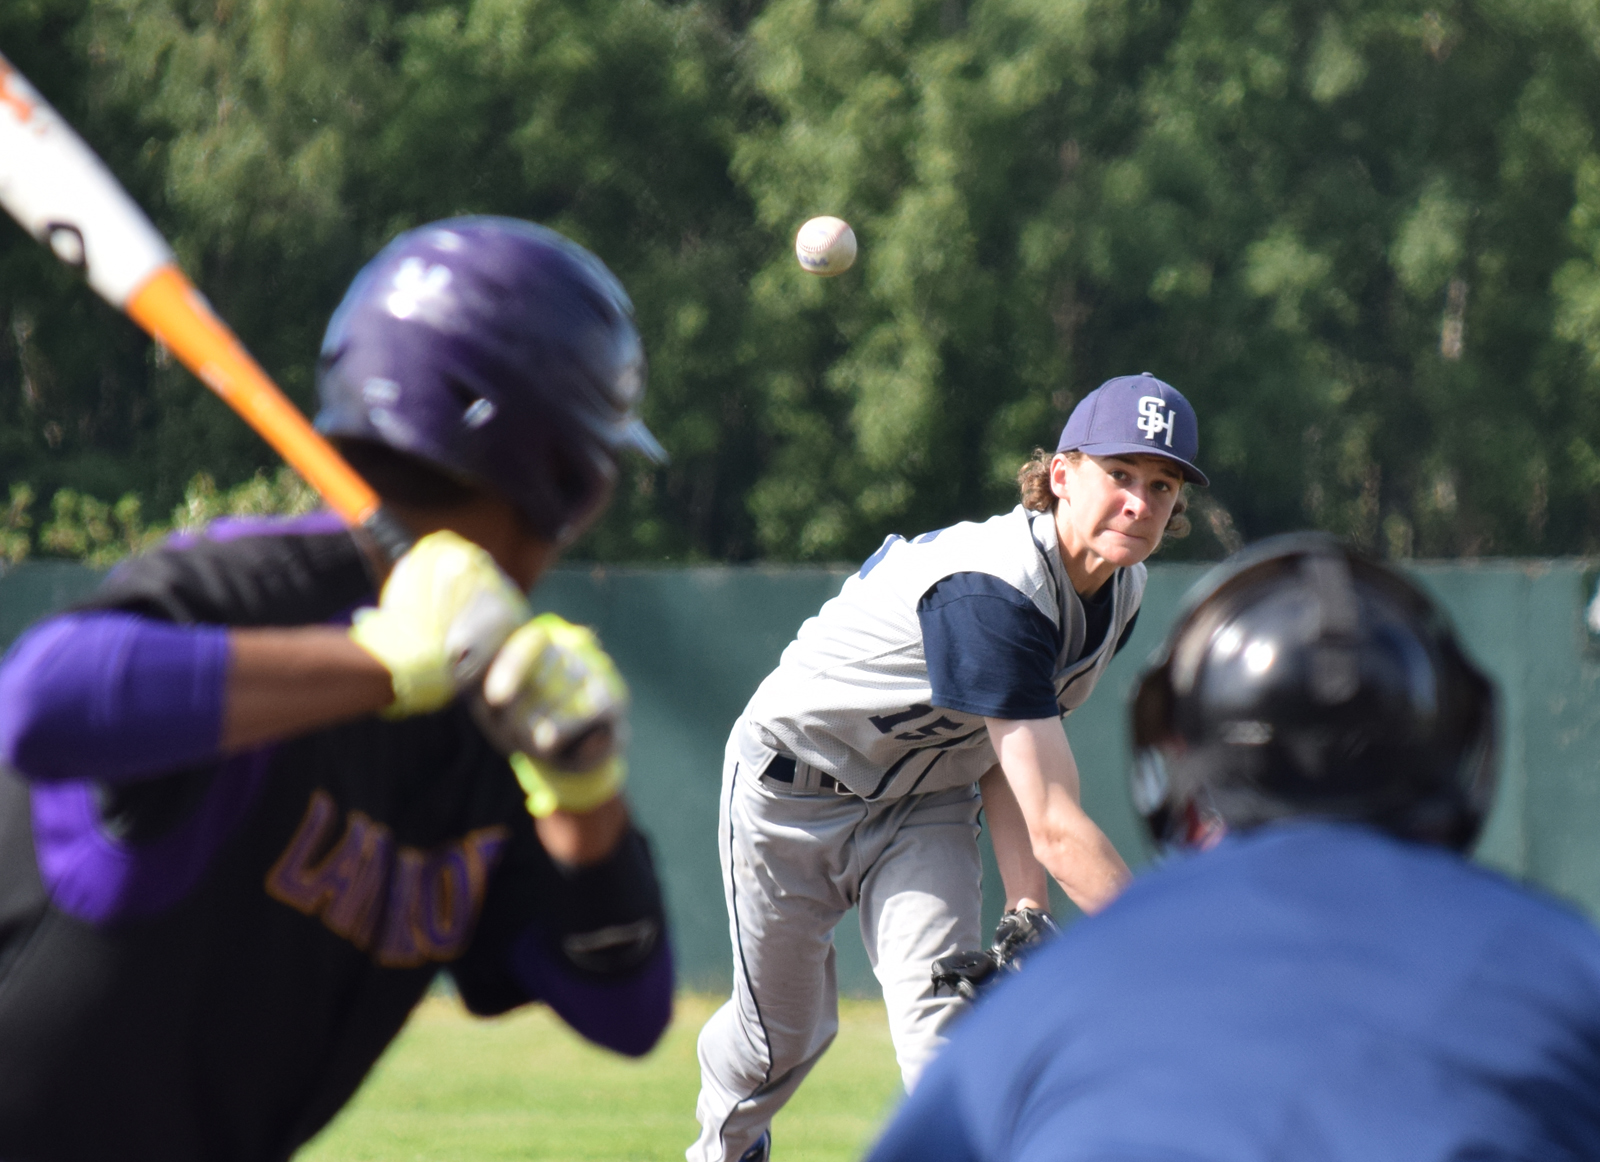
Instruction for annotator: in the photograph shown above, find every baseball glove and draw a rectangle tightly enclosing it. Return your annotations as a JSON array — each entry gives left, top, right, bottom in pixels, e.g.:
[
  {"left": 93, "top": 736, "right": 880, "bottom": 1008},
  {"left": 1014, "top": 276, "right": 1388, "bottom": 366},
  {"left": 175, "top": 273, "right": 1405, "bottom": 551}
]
[{"left": 930, "top": 906, "right": 1060, "bottom": 1001}]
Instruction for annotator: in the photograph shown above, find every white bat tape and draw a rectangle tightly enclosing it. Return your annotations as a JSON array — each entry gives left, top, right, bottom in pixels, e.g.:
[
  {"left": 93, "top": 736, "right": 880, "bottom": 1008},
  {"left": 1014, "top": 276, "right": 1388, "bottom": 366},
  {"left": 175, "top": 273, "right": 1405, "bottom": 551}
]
[{"left": 0, "top": 52, "right": 172, "bottom": 307}]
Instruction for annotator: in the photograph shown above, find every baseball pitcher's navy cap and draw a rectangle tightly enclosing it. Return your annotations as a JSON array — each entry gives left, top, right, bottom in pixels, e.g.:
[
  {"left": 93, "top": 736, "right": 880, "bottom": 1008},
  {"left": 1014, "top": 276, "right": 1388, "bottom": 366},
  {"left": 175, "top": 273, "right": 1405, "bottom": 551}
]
[{"left": 1056, "top": 372, "right": 1208, "bottom": 486}]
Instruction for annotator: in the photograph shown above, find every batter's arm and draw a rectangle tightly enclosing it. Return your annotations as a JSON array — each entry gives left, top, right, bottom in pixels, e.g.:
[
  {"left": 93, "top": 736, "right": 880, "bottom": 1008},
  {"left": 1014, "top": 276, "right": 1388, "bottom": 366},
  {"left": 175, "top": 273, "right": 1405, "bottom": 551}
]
[
  {"left": 985, "top": 716, "right": 1131, "bottom": 913},
  {"left": 228, "top": 628, "right": 629, "bottom": 865},
  {"left": 0, "top": 613, "right": 388, "bottom": 782},
  {"left": 221, "top": 627, "right": 396, "bottom": 749}
]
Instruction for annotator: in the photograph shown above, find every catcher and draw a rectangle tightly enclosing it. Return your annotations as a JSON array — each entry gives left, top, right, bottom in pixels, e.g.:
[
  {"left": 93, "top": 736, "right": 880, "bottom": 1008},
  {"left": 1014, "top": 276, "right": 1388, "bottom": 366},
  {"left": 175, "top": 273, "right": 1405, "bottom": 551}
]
[
  {"left": 867, "top": 535, "right": 1600, "bottom": 1161},
  {"left": 0, "top": 218, "right": 671, "bottom": 1162}
]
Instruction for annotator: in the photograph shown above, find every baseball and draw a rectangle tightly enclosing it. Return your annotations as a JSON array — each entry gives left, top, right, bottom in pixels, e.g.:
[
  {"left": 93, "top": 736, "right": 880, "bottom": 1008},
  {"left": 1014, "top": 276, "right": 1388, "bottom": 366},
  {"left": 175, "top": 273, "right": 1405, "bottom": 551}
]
[{"left": 795, "top": 216, "right": 857, "bottom": 276}]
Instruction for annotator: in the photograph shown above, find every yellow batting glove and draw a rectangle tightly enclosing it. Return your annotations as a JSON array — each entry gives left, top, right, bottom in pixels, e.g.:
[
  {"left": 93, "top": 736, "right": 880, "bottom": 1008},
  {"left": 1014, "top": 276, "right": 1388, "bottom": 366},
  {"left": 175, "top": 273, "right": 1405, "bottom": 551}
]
[
  {"left": 508, "top": 752, "right": 626, "bottom": 819},
  {"left": 349, "top": 530, "right": 531, "bottom": 718},
  {"left": 478, "top": 614, "right": 629, "bottom": 816}
]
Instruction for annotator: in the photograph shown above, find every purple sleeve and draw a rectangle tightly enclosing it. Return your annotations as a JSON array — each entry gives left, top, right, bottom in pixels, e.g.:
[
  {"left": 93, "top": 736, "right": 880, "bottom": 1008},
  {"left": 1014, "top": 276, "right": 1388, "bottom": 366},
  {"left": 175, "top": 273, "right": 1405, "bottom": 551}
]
[
  {"left": 508, "top": 930, "right": 674, "bottom": 1057},
  {"left": 0, "top": 612, "right": 230, "bottom": 783}
]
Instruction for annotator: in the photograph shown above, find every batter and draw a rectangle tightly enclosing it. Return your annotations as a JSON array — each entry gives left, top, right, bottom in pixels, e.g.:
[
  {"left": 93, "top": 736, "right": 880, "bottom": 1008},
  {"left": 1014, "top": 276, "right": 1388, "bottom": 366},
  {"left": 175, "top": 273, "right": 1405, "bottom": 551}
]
[{"left": 0, "top": 218, "right": 671, "bottom": 1162}]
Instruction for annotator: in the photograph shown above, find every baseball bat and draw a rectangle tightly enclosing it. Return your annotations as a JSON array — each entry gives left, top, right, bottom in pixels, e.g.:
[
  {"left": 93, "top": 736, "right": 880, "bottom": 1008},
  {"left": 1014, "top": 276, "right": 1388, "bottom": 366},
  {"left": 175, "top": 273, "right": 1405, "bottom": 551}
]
[{"left": 0, "top": 51, "right": 410, "bottom": 562}]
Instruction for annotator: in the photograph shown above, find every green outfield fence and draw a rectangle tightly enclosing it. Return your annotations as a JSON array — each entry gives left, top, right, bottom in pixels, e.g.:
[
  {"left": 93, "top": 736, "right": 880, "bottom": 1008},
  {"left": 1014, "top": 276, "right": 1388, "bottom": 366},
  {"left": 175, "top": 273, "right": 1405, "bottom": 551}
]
[{"left": 4, "top": 557, "right": 1599, "bottom": 995}]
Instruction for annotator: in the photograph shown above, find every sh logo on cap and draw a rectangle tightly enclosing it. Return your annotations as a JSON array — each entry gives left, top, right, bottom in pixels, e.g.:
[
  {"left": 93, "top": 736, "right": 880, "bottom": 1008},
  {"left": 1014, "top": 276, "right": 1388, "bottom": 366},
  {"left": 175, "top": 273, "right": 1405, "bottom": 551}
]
[
  {"left": 1137, "top": 396, "right": 1176, "bottom": 447},
  {"left": 1056, "top": 372, "right": 1208, "bottom": 485}
]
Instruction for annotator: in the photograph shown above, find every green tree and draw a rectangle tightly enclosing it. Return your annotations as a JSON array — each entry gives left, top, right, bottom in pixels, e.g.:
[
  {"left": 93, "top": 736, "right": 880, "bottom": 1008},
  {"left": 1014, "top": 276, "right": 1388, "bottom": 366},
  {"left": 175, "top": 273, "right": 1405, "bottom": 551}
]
[
  {"left": 1, "top": 0, "right": 165, "bottom": 532},
  {"left": 10, "top": 0, "right": 1600, "bottom": 567},
  {"left": 733, "top": 0, "right": 1600, "bottom": 560},
  {"left": 3, "top": 0, "right": 765, "bottom": 562}
]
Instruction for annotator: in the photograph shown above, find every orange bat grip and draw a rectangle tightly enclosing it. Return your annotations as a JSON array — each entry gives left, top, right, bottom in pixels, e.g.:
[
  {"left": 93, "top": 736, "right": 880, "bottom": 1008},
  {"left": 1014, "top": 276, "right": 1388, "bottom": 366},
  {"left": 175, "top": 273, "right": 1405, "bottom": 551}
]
[{"left": 125, "top": 265, "right": 380, "bottom": 527}]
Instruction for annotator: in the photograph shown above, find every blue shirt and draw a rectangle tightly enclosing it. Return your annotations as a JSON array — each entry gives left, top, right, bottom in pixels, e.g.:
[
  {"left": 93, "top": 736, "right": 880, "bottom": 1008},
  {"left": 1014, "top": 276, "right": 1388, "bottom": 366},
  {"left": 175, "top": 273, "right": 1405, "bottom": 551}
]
[
  {"left": 919, "top": 571, "right": 1135, "bottom": 721},
  {"left": 868, "top": 822, "right": 1600, "bottom": 1162}
]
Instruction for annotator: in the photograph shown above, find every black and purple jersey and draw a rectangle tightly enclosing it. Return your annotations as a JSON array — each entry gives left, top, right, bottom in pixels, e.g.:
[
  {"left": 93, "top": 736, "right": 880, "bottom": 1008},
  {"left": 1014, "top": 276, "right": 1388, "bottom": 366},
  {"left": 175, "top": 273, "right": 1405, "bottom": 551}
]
[{"left": 0, "top": 514, "right": 672, "bottom": 1162}]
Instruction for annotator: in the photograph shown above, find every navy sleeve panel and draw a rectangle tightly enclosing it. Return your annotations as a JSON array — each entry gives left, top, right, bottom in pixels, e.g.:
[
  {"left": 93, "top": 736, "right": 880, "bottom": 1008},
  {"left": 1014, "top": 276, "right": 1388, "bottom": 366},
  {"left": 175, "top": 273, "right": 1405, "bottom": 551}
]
[
  {"left": 1114, "top": 607, "right": 1140, "bottom": 657},
  {"left": 918, "top": 572, "right": 1062, "bottom": 721}
]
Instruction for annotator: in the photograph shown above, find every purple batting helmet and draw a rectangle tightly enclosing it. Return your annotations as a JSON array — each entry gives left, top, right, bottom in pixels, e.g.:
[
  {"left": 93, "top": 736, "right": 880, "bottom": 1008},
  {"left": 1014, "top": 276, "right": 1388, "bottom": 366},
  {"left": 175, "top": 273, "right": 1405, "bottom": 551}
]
[{"left": 315, "top": 216, "right": 666, "bottom": 544}]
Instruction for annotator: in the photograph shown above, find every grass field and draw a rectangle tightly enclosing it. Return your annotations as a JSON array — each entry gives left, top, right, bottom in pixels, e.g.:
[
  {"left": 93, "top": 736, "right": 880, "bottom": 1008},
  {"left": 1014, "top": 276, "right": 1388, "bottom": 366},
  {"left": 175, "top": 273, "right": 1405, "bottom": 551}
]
[{"left": 297, "top": 993, "right": 905, "bottom": 1162}]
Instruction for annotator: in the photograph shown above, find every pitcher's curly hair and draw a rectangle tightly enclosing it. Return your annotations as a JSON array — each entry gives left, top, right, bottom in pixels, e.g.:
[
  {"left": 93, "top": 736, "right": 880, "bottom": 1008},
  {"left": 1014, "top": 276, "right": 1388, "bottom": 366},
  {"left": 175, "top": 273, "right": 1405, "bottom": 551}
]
[{"left": 1017, "top": 449, "right": 1190, "bottom": 539}]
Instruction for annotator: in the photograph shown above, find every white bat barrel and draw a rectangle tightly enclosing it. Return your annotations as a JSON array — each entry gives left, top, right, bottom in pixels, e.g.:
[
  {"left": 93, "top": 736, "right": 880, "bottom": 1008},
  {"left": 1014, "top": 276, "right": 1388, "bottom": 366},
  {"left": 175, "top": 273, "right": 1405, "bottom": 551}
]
[{"left": 0, "top": 52, "right": 171, "bottom": 307}]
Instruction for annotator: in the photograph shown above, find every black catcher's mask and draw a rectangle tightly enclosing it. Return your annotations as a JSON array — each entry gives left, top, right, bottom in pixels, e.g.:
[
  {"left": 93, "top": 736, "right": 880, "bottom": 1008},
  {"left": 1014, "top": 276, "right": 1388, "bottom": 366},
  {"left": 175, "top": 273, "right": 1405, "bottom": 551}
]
[{"left": 1130, "top": 533, "right": 1497, "bottom": 853}]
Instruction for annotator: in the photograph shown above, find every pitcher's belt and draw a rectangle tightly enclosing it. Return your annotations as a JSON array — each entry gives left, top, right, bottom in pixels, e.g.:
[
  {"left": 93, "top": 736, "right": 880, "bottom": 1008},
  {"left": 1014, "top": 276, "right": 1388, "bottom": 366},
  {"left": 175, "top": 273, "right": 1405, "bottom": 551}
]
[{"left": 761, "top": 753, "right": 849, "bottom": 794}]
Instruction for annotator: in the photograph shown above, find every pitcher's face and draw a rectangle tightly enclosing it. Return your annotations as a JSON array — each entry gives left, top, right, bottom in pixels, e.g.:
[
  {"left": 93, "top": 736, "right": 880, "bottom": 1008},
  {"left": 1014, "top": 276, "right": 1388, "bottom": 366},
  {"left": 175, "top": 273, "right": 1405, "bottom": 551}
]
[{"left": 1052, "top": 453, "right": 1183, "bottom": 570}]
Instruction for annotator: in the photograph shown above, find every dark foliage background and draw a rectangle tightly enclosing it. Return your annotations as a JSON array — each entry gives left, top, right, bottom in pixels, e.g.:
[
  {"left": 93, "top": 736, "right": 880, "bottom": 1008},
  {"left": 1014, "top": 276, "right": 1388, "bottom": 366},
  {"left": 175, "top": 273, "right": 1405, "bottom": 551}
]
[{"left": 6, "top": 0, "right": 1600, "bottom": 565}]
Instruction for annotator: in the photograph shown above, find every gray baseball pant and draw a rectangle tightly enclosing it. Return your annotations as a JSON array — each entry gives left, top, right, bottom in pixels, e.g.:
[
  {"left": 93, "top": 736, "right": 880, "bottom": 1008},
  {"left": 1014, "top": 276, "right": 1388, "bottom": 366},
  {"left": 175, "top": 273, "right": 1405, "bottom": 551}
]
[{"left": 688, "top": 726, "right": 983, "bottom": 1162}]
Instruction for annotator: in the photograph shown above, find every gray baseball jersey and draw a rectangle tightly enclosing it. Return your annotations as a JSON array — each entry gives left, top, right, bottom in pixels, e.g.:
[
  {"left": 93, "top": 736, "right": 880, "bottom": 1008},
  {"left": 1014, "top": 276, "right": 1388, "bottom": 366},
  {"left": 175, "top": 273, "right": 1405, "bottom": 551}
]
[{"left": 739, "top": 505, "right": 1146, "bottom": 798}]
